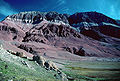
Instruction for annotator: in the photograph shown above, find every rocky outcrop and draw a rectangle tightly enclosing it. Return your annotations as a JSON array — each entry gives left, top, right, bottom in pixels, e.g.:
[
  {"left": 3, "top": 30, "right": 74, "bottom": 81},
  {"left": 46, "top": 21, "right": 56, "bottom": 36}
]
[
  {"left": 33, "top": 55, "right": 59, "bottom": 71},
  {"left": 7, "top": 50, "right": 27, "bottom": 58},
  {"left": 1, "top": 11, "right": 120, "bottom": 58},
  {"left": 5, "top": 11, "right": 69, "bottom": 24},
  {"left": 33, "top": 55, "right": 46, "bottom": 66},
  {"left": 17, "top": 44, "right": 38, "bottom": 54},
  {"left": 45, "top": 12, "right": 69, "bottom": 24},
  {"left": 44, "top": 61, "right": 58, "bottom": 71},
  {"left": 0, "top": 24, "right": 25, "bottom": 41},
  {"left": 4, "top": 11, "right": 120, "bottom": 40},
  {"left": 32, "top": 55, "right": 68, "bottom": 81},
  {"left": 22, "top": 21, "right": 81, "bottom": 43},
  {"left": 63, "top": 46, "right": 87, "bottom": 56}
]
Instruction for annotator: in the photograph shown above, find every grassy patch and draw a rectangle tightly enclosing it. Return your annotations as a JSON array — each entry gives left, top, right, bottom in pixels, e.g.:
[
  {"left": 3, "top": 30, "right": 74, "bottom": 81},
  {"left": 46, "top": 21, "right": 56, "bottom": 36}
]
[
  {"left": 0, "top": 47, "right": 60, "bottom": 81},
  {"left": 0, "top": 59, "right": 58, "bottom": 81},
  {"left": 61, "top": 61, "right": 120, "bottom": 81}
]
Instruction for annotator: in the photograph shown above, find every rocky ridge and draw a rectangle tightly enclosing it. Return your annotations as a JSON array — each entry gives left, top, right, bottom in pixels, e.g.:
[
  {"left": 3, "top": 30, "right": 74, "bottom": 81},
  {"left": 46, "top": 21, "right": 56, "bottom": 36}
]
[
  {"left": 0, "top": 45, "right": 68, "bottom": 81},
  {"left": 0, "top": 11, "right": 120, "bottom": 57},
  {"left": 68, "top": 12, "right": 120, "bottom": 39},
  {"left": 5, "top": 11, "right": 69, "bottom": 24},
  {"left": 0, "top": 11, "right": 120, "bottom": 81},
  {"left": 4, "top": 11, "right": 120, "bottom": 39}
]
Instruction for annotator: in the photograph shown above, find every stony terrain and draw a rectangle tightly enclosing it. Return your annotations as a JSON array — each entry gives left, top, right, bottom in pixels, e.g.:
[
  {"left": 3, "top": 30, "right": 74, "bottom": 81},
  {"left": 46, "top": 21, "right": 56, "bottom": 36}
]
[{"left": 0, "top": 11, "right": 120, "bottom": 81}]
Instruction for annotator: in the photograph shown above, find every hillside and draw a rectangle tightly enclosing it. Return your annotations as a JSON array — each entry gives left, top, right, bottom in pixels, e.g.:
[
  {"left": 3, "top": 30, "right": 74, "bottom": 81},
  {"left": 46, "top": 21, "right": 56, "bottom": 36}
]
[{"left": 0, "top": 11, "right": 120, "bottom": 81}]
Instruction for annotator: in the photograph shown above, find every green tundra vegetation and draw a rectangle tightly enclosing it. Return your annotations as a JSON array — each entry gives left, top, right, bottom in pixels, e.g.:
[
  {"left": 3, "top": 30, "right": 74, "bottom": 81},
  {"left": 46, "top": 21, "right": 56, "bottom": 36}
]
[{"left": 0, "top": 45, "right": 120, "bottom": 81}]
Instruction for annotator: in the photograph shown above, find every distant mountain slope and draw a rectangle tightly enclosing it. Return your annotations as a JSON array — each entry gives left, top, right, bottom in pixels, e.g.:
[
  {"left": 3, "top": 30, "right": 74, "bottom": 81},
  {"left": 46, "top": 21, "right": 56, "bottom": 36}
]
[
  {"left": 0, "top": 11, "right": 120, "bottom": 57},
  {"left": 116, "top": 20, "right": 120, "bottom": 26},
  {"left": 5, "top": 11, "right": 120, "bottom": 39},
  {"left": 68, "top": 12, "right": 120, "bottom": 39},
  {"left": 68, "top": 12, "right": 118, "bottom": 25}
]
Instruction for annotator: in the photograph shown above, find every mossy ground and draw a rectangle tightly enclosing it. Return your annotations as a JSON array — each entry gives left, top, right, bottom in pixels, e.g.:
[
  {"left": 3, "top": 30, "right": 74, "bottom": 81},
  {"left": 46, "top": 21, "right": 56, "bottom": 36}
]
[
  {"left": 1, "top": 45, "right": 120, "bottom": 81},
  {"left": 0, "top": 45, "right": 61, "bottom": 81},
  {"left": 0, "top": 59, "right": 59, "bottom": 81}
]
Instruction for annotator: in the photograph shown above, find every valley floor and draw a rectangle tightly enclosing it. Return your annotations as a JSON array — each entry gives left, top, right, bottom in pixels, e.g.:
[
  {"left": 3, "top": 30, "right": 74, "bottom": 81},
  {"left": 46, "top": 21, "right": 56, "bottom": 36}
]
[
  {"left": 0, "top": 41, "right": 120, "bottom": 81},
  {"left": 55, "top": 60, "right": 120, "bottom": 81}
]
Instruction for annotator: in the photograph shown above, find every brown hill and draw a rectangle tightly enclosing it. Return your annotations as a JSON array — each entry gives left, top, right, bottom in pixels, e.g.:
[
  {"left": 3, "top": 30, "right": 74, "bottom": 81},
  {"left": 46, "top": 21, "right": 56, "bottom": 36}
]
[{"left": 0, "top": 11, "right": 120, "bottom": 58}]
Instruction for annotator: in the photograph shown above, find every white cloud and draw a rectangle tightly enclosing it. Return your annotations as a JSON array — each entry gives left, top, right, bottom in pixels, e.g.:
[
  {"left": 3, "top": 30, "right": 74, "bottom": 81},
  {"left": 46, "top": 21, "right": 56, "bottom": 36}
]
[
  {"left": 52, "top": 0, "right": 66, "bottom": 10},
  {"left": 57, "top": 0, "right": 66, "bottom": 5},
  {"left": 0, "top": 0, "right": 16, "bottom": 16}
]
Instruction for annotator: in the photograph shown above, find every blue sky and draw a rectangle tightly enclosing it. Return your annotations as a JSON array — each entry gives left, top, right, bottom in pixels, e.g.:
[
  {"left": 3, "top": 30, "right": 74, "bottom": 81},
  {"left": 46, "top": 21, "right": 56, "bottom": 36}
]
[{"left": 0, "top": 0, "right": 120, "bottom": 21}]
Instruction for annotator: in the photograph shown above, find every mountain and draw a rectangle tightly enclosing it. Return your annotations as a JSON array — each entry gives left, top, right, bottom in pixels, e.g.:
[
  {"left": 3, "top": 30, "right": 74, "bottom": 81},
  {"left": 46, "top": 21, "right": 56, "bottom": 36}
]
[
  {"left": 68, "top": 12, "right": 118, "bottom": 25},
  {"left": 68, "top": 12, "right": 120, "bottom": 40},
  {"left": 0, "top": 11, "right": 120, "bottom": 57},
  {"left": 116, "top": 20, "right": 120, "bottom": 26},
  {"left": 0, "top": 11, "right": 120, "bottom": 81},
  {"left": 5, "top": 11, "right": 69, "bottom": 24}
]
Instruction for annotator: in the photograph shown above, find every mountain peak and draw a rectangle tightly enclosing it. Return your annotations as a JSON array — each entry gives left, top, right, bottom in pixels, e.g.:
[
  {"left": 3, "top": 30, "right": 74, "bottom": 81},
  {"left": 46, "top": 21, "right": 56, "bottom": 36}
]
[
  {"left": 68, "top": 11, "right": 118, "bottom": 25},
  {"left": 5, "top": 11, "right": 69, "bottom": 24}
]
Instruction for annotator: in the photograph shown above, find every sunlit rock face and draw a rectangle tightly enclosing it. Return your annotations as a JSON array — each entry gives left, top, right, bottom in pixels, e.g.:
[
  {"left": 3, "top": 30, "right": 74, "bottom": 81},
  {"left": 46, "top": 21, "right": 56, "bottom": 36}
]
[
  {"left": 5, "top": 11, "right": 69, "bottom": 24},
  {"left": 3, "top": 11, "right": 120, "bottom": 39},
  {"left": 1, "top": 11, "right": 120, "bottom": 57},
  {"left": 22, "top": 21, "right": 81, "bottom": 44}
]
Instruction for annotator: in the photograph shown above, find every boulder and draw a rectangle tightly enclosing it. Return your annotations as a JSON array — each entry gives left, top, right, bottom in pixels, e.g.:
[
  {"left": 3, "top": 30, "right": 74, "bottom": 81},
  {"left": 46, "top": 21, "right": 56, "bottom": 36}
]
[
  {"left": 7, "top": 50, "right": 27, "bottom": 58},
  {"left": 38, "top": 56, "right": 46, "bottom": 66},
  {"left": 16, "top": 52, "right": 24, "bottom": 57},
  {"left": 32, "top": 55, "right": 58, "bottom": 71},
  {"left": 44, "top": 61, "right": 58, "bottom": 71},
  {"left": 7, "top": 50, "right": 16, "bottom": 55},
  {"left": 33, "top": 55, "right": 46, "bottom": 66}
]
